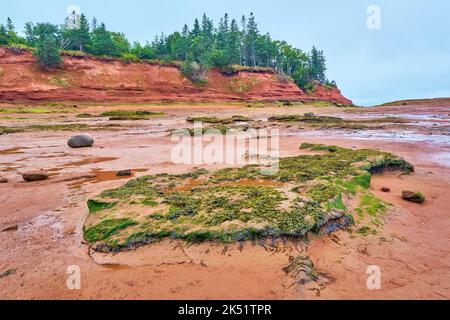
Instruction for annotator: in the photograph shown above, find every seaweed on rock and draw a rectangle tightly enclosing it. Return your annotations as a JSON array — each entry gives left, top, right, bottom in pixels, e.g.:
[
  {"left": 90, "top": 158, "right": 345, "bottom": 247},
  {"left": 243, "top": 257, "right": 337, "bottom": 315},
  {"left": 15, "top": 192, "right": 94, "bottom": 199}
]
[{"left": 83, "top": 143, "right": 414, "bottom": 251}]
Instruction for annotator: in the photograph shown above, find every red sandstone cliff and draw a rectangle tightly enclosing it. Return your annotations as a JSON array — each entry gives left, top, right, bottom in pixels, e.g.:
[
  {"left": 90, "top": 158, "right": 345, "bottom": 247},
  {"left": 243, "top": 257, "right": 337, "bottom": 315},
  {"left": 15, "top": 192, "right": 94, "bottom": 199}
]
[{"left": 0, "top": 47, "right": 352, "bottom": 105}]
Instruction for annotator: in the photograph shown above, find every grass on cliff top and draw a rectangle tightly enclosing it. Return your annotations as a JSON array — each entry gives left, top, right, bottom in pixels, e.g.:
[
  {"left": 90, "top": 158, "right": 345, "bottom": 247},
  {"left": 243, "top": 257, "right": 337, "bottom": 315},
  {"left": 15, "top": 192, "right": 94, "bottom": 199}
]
[{"left": 83, "top": 143, "right": 413, "bottom": 251}]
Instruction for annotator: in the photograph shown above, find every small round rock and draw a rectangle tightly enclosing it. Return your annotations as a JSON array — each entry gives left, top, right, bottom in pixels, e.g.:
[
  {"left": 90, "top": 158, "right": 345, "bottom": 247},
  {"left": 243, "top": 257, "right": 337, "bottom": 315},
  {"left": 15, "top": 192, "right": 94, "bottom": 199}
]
[
  {"left": 117, "top": 169, "right": 132, "bottom": 177},
  {"left": 22, "top": 171, "right": 49, "bottom": 182},
  {"left": 68, "top": 135, "right": 94, "bottom": 148}
]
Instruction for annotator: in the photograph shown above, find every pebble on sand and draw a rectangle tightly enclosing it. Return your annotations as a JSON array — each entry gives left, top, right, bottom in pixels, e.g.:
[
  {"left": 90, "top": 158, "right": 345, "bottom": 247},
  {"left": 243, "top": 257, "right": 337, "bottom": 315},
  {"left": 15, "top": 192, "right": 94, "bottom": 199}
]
[
  {"left": 67, "top": 135, "right": 94, "bottom": 148},
  {"left": 22, "top": 171, "right": 49, "bottom": 182},
  {"left": 117, "top": 169, "right": 132, "bottom": 177}
]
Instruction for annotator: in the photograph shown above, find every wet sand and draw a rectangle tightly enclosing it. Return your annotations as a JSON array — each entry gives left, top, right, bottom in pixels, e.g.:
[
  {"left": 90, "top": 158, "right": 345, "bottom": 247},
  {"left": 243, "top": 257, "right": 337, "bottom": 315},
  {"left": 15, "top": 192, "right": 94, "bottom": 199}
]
[{"left": 0, "top": 102, "right": 449, "bottom": 299}]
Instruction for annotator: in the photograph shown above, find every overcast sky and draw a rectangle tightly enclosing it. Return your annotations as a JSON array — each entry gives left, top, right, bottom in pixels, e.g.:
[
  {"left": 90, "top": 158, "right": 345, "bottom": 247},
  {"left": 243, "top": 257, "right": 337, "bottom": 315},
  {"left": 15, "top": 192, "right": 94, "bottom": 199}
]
[{"left": 2, "top": 0, "right": 449, "bottom": 105}]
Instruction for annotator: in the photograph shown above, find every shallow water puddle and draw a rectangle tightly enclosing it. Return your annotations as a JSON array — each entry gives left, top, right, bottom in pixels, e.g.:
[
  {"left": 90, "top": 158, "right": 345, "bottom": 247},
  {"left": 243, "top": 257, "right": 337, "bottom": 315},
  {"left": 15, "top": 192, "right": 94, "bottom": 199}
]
[
  {"left": 47, "top": 157, "right": 119, "bottom": 174},
  {"left": 167, "top": 178, "right": 208, "bottom": 193},
  {"left": 68, "top": 168, "right": 148, "bottom": 189},
  {"left": 343, "top": 130, "right": 450, "bottom": 144},
  {"left": 64, "top": 157, "right": 119, "bottom": 167},
  {"left": 0, "top": 148, "right": 25, "bottom": 155}
]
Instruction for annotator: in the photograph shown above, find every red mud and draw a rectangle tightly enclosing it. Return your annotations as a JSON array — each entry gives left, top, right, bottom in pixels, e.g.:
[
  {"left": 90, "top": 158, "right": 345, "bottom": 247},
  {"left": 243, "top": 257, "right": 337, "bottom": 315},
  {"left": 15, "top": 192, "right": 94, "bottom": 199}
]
[{"left": 0, "top": 78, "right": 448, "bottom": 300}]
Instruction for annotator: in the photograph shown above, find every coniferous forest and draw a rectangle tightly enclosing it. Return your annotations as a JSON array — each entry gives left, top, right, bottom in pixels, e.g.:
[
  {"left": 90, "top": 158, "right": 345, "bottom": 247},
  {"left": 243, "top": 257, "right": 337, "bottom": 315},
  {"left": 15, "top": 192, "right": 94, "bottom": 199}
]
[{"left": 0, "top": 13, "right": 333, "bottom": 89}]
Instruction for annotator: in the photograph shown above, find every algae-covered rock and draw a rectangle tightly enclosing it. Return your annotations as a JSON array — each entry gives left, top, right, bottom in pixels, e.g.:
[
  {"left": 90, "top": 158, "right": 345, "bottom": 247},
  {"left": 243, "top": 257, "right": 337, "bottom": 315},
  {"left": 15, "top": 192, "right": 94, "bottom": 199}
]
[
  {"left": 402, "top": 191, "right": 425, "bottom": 204},
  {"left": 83, "top": 143, "right": 415, "bottom": 251}
]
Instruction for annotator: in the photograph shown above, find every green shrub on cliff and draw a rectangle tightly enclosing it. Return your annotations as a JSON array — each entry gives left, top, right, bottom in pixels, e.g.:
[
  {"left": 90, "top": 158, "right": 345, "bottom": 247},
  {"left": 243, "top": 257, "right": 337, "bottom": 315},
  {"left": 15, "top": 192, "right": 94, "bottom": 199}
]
[
  {"left": 181, "top": 61, "right": 208, "bottom": 84},
  {"left": 35, "top": 36, "right": 61, "bottom": 70}
]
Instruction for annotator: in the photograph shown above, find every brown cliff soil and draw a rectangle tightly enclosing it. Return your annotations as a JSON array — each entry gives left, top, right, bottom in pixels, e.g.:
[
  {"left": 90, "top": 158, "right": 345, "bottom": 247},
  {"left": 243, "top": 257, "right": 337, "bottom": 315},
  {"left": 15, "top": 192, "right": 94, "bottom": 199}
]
[{"left": 0, "top": 47, "right": 352, "bottom": 105}]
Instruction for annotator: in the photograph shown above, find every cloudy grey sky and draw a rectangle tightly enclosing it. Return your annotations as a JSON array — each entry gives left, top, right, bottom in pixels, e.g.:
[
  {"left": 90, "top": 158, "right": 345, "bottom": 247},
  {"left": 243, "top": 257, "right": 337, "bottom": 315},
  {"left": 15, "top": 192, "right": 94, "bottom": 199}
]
[{"left": 1, "top": 0, "right": 449, "bottom": 105}]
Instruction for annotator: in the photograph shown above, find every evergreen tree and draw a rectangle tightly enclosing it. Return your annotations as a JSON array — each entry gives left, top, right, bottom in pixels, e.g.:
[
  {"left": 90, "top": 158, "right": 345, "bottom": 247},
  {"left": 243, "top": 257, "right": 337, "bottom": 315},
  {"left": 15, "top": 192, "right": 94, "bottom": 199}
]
[
  {"left": 245, "top": 13, "right": 259, "bottom": 66},
  {"left": 90, "top": 23, "right": 118, "bottom": 56},
  {"left": 240, "top": 15, "right": 247, "bottom": 65},
  {"left": 228, "top": 19, "right": 241, "bottom": 65},
  {"left": 216, "top": 14, "right": 229, "bottom": 51},
  {"left": 181, "top": 24, "right": 190, "bottom": 60},
  {"left": 35, "top": 34, "right": 61, "bottom": 70},
  {"left": 64, "top": 13, "right": 91, "bottom": 52},
  {"left": 24, "top": 22, "right": 64, "bottom": 48},
  {"left": 190, "top": 34, "right": 208, "bottom": 63},
  {"left": 6, "top": 18, "right": 14, "bottom": 33},
  {"left": 77, "top": 14, "right": 91, "bottom": 52},
  {"left": 309, "top": 46, "right": 327, "bottom": 83},
  {"left": 6, "top": 18, "right": 16, "bottom": 41},
  {"left": 201, "top": 14, "right": 214, "bottom": 39},
  {"left": 167, "top": 32, "right": 185, "bottom": 60},
  {"left": 24, "top": 22, "right": 35, "bottom": 45},
  {"left": 111, "top": 32, "right": 131, "bottom": 55},
  {"left": 91, "top": 17, "right": 98, "bottom": 31},
  {"left": 191, "top": 19, "right": 201, "bottom": 38},
  {"left": 255, "top": 33, "right": 277, "bottom": 67},
  {"left": 0, "top": 24, "right": 8, "bottom": 45},
  {"left": 10, "top": 12, "right": 330, "bottom": 89},
  {"left": 200, "top": 14, "right": 214, "bottom": 54},
  {"left": 152, "top": 32, "right": 168, "bottom": 59}
]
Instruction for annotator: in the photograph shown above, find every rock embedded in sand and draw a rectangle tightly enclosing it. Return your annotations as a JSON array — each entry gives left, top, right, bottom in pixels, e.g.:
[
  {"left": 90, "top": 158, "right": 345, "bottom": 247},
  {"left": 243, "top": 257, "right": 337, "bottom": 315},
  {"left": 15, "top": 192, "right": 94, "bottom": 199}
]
[
  {"left": 381, "top": 187, "right": 390, "bottom": 193},
  {"left": 402, "top": 191, "right": 425, "bottom": 204},
  {"left": 117, "top": 169, "right": 132, "bottom": 177},
  {"left": 67, "top": 135, "right": 94, "bottom": 148},
  {"left": 0, "top": 176, "right": 7, "bottom": 183},
  {"left": 1, "top": 225, "right": 18, "bottom": 232},
  {"left": 22, "top": 171, "right": 49, "bottom": 182}
]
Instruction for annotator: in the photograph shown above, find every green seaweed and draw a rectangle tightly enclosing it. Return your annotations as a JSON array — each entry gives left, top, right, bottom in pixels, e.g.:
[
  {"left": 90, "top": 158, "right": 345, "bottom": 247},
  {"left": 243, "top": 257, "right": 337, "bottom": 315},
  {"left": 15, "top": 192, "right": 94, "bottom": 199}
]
[
  {"left": 84, "top": 219, "right": 138, "bottom": 243},
  {"left": 357, "top": 226, "right": 376, "bottom": 236},
  {"left": 359, "top": 193, "right": 387, "bottom": 216},
  {"left": 187, "top": 115, "right": 250, "bottom": 124},
  {"left": 87, "top": 200, "right": 117, "bottom": 213},
  {"left": 83, "top": 143, "right": 413, "bottom": 250},
  {"left": 100, "top": 110, "right": 164, "bottom": 120}
]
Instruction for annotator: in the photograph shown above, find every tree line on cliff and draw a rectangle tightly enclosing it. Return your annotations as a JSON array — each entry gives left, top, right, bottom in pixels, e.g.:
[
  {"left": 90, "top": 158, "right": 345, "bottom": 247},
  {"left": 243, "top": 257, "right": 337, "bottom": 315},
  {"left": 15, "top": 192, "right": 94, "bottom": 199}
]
[{"left": 0, "top": 13, "right": 333, "bottom": 89}]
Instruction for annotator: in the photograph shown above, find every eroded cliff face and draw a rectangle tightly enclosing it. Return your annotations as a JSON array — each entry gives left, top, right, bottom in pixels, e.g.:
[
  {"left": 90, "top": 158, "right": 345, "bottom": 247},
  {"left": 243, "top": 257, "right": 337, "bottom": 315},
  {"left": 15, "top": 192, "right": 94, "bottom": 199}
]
[{"left": 0, "top": 48, "right": 352, "bottom": 105}]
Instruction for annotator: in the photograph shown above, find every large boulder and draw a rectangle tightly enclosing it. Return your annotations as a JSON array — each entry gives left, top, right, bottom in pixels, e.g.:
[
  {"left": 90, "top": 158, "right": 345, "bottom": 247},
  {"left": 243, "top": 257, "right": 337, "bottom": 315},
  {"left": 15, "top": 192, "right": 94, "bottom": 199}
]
[
  {"left": 68, "top": 135, "right": 94, "bottom": 148},
  {"left": 22, "top": 171, "right": 49, "bottom": 182},
  {"left": 402, "top": 191, "right": 425, "bottom": 204},
  {"left": 0, "top": 176, "right": 7, "bottom": 183}
]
